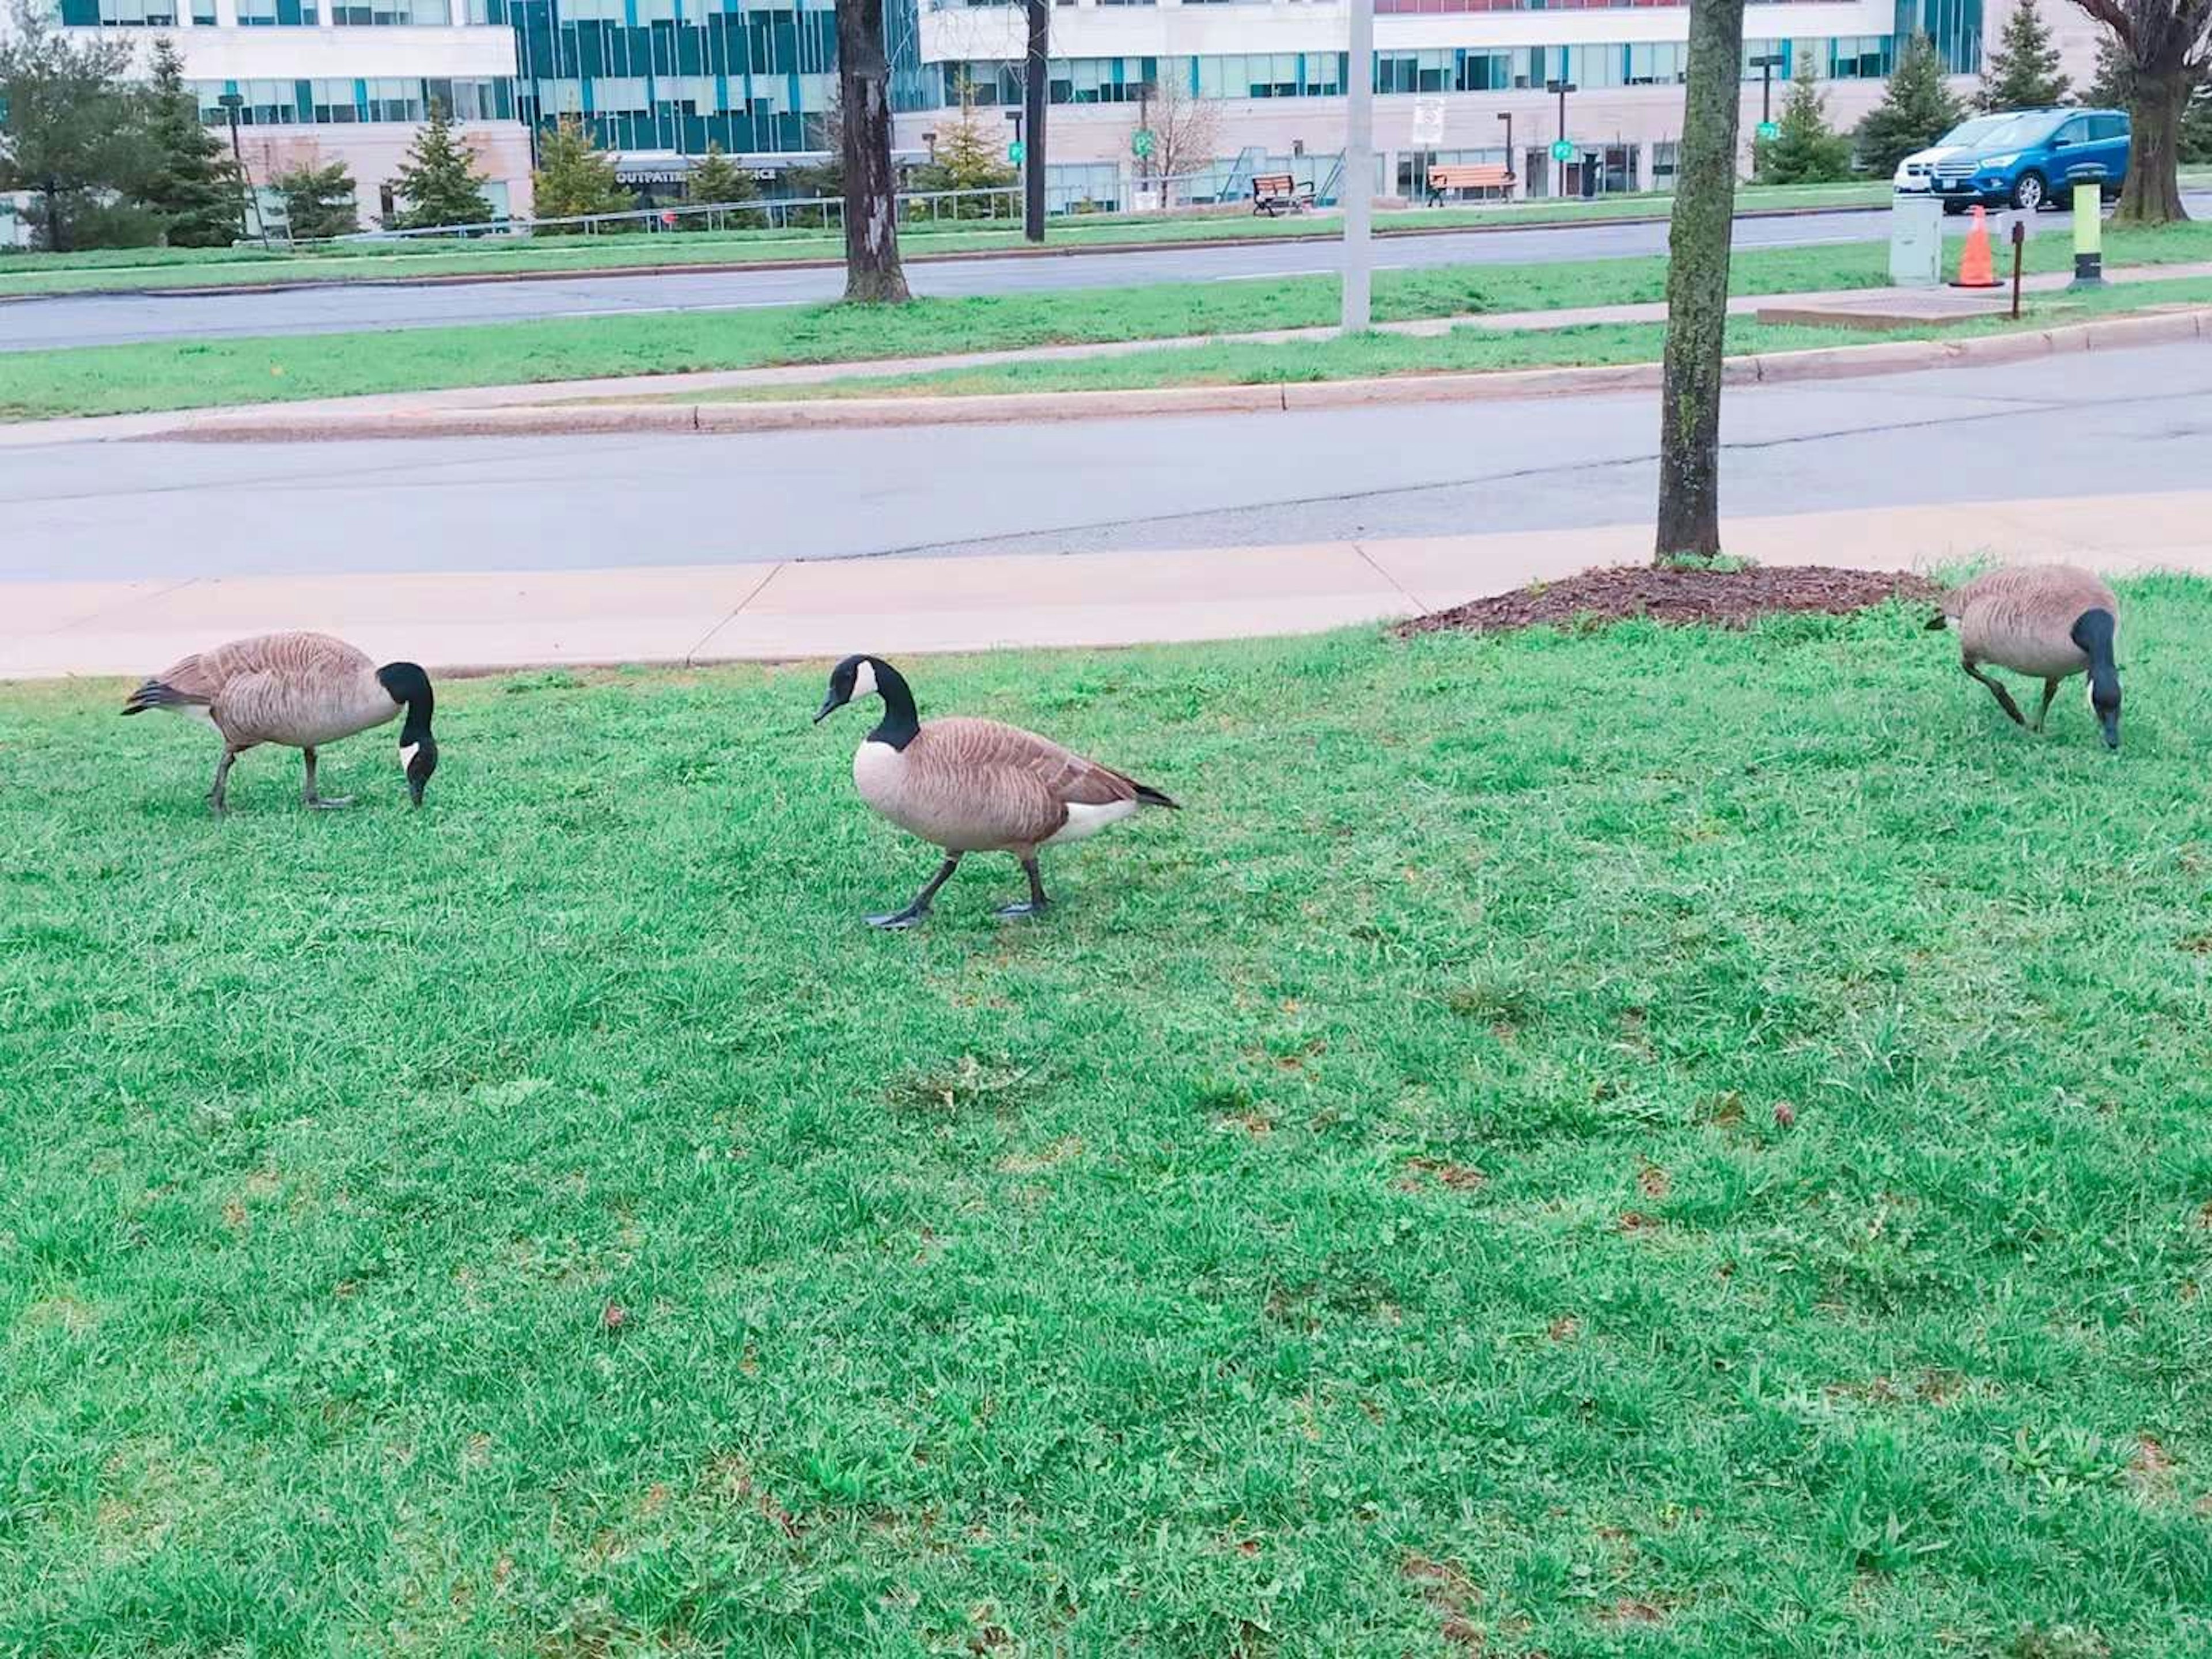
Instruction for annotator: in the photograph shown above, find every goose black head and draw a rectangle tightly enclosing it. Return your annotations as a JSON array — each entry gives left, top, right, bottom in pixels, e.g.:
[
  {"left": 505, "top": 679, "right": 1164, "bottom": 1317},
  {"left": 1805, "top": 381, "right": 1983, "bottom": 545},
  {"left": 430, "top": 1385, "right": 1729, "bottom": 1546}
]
[
  {"left": 2071, "top": 609, "right": 2122, "bottom": 751},
  {"left": 377, "top": 661, "right": 440, "bottom": 806},
  {"left": 815, "top": 656, "right": 920, "bottom": 748}
]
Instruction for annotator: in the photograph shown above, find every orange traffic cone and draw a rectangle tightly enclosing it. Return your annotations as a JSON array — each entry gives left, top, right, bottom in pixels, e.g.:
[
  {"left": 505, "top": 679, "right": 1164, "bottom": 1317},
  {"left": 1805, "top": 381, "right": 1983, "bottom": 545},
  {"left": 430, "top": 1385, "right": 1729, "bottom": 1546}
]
[{"left": 1952, "top": 205, "right": 2001, "bottom": 289}]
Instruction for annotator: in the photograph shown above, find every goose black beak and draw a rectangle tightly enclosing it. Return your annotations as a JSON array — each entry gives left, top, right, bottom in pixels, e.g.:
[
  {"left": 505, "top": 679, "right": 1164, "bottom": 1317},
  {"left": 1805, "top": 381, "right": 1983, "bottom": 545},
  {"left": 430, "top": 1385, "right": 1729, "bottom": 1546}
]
[
  {"left": 2101, "top": 713, "right": 2121, "bottom": 751},
  {"left": 813, "top": 694, "right": 844, "bottom": 724}
]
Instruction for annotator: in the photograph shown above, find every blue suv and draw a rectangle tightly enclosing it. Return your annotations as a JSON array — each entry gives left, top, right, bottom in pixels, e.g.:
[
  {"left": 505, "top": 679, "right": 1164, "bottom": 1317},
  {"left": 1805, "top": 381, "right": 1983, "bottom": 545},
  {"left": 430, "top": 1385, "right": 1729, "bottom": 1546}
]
[{"left": 1931, "top": 108, "right": 2131, "bottom": 212}]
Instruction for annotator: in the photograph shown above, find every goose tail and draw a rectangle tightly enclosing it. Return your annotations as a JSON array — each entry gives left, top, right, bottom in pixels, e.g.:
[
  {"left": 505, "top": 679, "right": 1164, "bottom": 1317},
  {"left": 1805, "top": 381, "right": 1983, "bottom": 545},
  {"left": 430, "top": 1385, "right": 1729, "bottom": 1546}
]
[
  {"left": 1133, "top": 782, "right": 1180, "bottom": 811},
  {"left": 121, "top": 679, "right": 206, "bottom": 717}
]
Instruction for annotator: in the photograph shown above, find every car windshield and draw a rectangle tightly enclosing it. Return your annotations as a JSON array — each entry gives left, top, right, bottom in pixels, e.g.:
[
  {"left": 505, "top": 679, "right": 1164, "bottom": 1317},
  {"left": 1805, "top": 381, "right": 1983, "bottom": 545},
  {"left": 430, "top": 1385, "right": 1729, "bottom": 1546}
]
[
  {"left": 1937, "top": 115, "right": 2013, "bottom": 146},
  {"left": 1973, "top": 112, "right": 2067, "bottom": 150}
]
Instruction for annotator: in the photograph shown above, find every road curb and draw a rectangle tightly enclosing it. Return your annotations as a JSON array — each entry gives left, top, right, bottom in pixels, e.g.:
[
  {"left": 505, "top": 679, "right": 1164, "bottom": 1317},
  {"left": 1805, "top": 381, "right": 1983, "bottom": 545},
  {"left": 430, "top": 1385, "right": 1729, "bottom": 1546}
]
[
  {"left": 155, "top": 306, "right": 2211, "bottom": 442},
  {"left": 2, "top": 199, "right": 1887, "bottom": 305}
]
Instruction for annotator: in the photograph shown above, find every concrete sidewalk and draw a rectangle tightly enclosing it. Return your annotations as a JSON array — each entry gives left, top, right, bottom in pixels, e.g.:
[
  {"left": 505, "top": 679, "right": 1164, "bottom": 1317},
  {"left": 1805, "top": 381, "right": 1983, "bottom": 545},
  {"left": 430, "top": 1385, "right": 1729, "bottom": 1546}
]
[
  {"left": 10, "top": 260, "right": 2210, "bottom": 452},
  {"left": 7, "top": 490, "right": 2208, "bottom": 683}
]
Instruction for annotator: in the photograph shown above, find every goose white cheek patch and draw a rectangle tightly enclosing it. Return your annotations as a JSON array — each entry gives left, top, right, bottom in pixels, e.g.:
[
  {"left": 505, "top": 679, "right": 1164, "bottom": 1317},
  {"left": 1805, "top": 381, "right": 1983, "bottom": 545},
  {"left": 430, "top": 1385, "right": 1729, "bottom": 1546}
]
[
  {"left": 851, "top": 659, "right": 880, "bottom": 700},
  {"left": 399, "top": 743, "right": 419, "bottom": 776}
]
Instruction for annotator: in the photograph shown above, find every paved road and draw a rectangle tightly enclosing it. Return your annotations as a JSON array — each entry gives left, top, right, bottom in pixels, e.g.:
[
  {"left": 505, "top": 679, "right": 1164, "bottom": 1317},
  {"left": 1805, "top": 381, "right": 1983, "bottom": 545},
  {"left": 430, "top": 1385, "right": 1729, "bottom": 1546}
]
[
  {"left": 13, "top": 194, "right": 2208, "bottom": 353},
  {"left": 4, "top": 343, "right": 2206, "bottom": 583}
]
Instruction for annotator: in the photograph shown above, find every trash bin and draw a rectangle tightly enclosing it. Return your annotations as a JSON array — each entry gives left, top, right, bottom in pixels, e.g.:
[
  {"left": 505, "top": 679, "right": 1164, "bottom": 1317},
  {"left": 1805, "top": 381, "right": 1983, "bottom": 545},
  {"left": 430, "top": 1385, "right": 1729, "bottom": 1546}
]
[{"left": 1888, "top": 189, "right": 1944, "bottom": 288}]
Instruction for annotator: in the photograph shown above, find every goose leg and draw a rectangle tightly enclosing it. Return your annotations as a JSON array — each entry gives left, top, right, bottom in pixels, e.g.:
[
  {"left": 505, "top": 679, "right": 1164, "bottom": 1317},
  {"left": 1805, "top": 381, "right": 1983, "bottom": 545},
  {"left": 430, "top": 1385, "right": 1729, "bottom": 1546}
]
[
  {"left": 1963, "top": 661, "right": 2028, "bottom": 728},
  {"left": 869, "top": 853, "right": 961, "bottom": 930},
  {"left": 995, "top": 856, "right": 1051, "bottom": 921},
  {"left": 302, "top": 747, "right": 354, "bottom": 810},
  {"left": 2034, "top": 677, "right": 2062, "bottom": 734},
  {"left": 208, "top": 747, "right": 239, "bottom": 817}
]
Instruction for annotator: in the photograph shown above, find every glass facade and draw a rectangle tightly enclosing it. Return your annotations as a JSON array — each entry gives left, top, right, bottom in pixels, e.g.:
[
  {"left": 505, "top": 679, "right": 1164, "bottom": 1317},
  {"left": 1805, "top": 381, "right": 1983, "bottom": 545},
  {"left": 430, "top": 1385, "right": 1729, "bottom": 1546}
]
[{"left": 195, "top": 75, "right": 516, "bottom": 123}]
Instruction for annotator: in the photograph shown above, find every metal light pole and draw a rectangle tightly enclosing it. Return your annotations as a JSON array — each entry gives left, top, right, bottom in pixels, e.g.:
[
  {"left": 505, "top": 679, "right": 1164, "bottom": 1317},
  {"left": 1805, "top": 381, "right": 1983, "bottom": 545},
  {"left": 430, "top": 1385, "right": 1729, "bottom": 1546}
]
[
  {"left": 1497, "top": 109, "right": 1513, "bottom": 196},
  {"left": 1022, "top": 0, "right": 1048, "bottom": 243},
  {"left": 1341, "top": 0, "right": 1374, "bottom": 331},
  {"left": 1751, "top": 53, "right": 1783, "bottom": 126},
  {"left": 217, "top": 92, "right": 252, "bottom": 242},
  {"left": 1545, "top": 78, "right": 1575, "bottom": 195}
]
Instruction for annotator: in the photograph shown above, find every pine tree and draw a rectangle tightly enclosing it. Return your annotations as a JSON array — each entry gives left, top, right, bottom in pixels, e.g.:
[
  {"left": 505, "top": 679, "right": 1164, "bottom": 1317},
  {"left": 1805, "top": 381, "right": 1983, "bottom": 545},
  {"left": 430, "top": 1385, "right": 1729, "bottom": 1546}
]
[
  {"left": 912, "top": 100, "right": 1014, "bottom": 217},
  {"left": 1754, "top": 61, "right": 1854, "bottom": 182},
  {"left": 271, "top": 158, "right": 357, "bottom": 240},
  {"left": 2085, "top": 32, "right": 2137, "bottom": 107},
  {"left": 390, "top": 101, "right": 492, "bottom": 230},
  {"left": 139, "top": 36, "right": 240, "bottom": 246},
  {"left": 2186, "top": 80, "right": 2212, "bottom": 163},
  {"left": 529, "top": 116, "right": 626, "bottom": 230},
  {"left": 1979, "top": 1, "right": 2073, "bottom": 109},
  {"left": 682, "top": 141, "right": 759, "bottom": 229},
  {"left": 1855, "top": 33, "right": 1968, "bottom": 177},
  {"left": 0, "top": 0, "right": 153, "bottom": 251}
]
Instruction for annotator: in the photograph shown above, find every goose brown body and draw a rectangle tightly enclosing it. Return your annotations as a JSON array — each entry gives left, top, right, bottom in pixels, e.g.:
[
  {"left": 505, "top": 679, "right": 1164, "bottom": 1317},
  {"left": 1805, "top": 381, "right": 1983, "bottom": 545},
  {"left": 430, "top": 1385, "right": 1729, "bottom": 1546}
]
[
  {"left": 1941, "top": 566, "right": 2120, "bottom": 679},
  {"left": 853, "top": 716, "right": 1148, "bottom": 857},
  {"left": 134, "top": 632, "right": 402, "bottom": 750}
]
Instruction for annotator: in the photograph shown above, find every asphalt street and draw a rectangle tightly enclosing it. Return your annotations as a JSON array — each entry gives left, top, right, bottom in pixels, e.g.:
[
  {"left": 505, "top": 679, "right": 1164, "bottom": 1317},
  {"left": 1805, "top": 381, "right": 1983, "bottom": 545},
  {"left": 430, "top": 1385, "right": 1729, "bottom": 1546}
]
[
  {"left": 3, "top": 343, "right": 2203, "bottom": 583},
  {"left": 13, "top": 194, "right": 2207, "bottom": 353}
]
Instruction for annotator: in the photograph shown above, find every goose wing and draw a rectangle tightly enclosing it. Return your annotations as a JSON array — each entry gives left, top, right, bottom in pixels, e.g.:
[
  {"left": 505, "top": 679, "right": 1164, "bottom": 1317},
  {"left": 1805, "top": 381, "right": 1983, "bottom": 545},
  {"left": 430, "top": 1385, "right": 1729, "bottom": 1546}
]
[{"left": 916, "top": 718, "right": 1140, "bottom": 847}]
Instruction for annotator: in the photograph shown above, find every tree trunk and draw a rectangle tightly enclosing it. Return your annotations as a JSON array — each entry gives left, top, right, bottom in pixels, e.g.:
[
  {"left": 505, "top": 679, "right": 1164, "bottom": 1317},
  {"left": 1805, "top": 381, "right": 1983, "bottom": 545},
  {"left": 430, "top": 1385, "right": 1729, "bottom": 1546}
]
[
  {"left": 1022, "top": 0, "right": 1048, "bottom": 241},
  {"left": 835, "top": 0, "right": 910, "bottom": 303},
  {"left": 2119, "top": 68, "right": 2191, "bottom": 224},
  {"left": 1654, "top": 0, "right": 1749, "bottom": 562},
  {"left": 44, "top": 182, "right": 69, "bottom": 255}
]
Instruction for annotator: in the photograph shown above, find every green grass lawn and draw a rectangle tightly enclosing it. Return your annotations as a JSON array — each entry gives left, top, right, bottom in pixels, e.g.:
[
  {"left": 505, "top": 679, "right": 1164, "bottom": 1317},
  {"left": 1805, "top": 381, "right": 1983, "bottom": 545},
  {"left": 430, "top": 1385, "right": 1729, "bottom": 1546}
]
[
  {"left": 0, "top": 181, "right": 1896, "bottom": 299},
  {"left": 8, "top": 221, "right": 2212, "bottom": 424},
  {"left": 6, "top": 593, "right": 2212, "bottom": 1653},
  {"left": 672, "top": 276, "right": 2212, "bottom": 404}
]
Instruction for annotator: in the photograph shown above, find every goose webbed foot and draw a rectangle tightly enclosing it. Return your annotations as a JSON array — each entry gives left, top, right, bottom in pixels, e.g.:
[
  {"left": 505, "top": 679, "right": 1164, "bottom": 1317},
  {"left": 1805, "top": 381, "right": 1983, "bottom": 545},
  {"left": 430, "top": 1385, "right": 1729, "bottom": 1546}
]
[
  {"left": 868, "top": 853, "right": 961, "bottom": 930},
  {"left": 300, "top": 748, "right": 353, "bottom": 809},
  {"left": 995, "top": 855, "right": 1051, "bottom": 921},
  {"left": 306, "top": 795, "right": 355, "bottom": 810}
]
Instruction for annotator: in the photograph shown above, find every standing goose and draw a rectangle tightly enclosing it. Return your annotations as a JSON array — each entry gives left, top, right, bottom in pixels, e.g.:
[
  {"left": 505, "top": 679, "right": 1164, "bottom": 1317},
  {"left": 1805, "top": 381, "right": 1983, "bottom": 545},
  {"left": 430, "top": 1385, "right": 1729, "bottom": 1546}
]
[
  {"left": 1929, "top": 565, "right": 2122, "bottom": 749},
  {"left": 122, "top": 631, "right": 439, "bottom": 813},
  {"left": 814, "top": 654, "right": 1179, "bottom": 929}
]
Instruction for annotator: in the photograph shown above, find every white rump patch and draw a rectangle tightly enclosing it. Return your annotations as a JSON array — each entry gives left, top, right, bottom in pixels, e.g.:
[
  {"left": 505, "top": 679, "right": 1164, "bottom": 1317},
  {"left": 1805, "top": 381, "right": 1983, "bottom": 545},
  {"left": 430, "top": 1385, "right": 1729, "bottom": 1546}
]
[
  {"left": 851, "top": 658, "right": 880, "bottom": 700},
  {"left": 399, "top": 743, "right": 419, "bottom": 775},
  {"left": 1046, "top": 798, "right": 1140, "bottom": 846}
]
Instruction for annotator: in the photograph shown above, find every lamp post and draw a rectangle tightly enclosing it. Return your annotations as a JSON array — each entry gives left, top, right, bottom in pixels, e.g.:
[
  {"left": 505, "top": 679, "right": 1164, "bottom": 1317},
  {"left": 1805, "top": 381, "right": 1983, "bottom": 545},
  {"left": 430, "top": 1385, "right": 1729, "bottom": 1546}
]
[
  {"left": 215, "top": 92, "right": 253, "bottom": 243},
  {"left": 1544, "top": 78, "right": 1575, "bottom": 194},
  {"left": 1750, "top": 52, "right": 1783, "bottom": 130},
  {"left": 1497, "top": 109, "right": 1513, "bottom": 195}
]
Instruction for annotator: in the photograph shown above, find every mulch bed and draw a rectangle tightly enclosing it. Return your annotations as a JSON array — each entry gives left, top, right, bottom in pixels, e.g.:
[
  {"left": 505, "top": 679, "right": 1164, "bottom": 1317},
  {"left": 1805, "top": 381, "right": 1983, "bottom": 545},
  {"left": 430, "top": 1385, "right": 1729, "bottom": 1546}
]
[{"left": 1400, "top": 564, "right": 1942, "bottom": 636}]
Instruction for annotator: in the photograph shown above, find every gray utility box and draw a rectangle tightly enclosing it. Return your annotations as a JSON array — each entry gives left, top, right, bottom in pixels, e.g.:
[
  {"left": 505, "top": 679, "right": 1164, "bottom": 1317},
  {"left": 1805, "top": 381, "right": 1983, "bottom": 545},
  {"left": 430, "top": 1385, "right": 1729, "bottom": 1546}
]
[{"left": 1889, "top": 190, "right": 1945, "bottom": 288}]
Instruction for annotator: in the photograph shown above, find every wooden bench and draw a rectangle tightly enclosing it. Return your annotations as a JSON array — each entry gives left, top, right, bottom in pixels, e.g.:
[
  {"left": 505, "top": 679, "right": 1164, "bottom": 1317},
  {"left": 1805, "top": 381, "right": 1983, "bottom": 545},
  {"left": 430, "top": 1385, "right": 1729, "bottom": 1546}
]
[
  {"left": 1427, "top": 163, "right": 1515, "bottom": 204},
  {"left": 1251, "top": 172, "right": 1315, "bottom": 217}
]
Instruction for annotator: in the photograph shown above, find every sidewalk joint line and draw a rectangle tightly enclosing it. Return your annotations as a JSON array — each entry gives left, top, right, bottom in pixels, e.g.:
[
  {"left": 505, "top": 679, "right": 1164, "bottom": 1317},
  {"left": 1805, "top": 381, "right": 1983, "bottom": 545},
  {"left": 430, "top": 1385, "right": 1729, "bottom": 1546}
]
[
  {"left": 22, "top": 575, "right": 205, "bottom": 641},
  {"left": 685, "top": 562, "right": 786, "bottom": 664},
  {"left": 1351, "top": 541, "right": 1428, "bottom": 615}
]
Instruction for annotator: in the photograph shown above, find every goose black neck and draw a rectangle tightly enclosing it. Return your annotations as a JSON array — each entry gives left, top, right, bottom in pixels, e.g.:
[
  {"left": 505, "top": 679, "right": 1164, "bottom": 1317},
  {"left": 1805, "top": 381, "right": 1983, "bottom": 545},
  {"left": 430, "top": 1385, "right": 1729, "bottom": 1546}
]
[
  {"left": 868, "top": 660, "right": 921, "bottom": 751},
  {"left": 378, "top": 662, "right": 436, "bottom": 744},
  {"left": 2072, "top": 608, "right": 2119, "bottom": 684}
]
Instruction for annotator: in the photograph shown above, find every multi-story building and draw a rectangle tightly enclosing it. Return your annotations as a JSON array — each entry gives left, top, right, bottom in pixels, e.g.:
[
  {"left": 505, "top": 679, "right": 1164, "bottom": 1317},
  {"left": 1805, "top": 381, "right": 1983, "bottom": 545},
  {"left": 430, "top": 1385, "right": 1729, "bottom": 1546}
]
[
  {"left": 12, "top": 0, "right": 533, "bottom": 229},
  {"left": 908, "top": 0, "right": 1990, "bottom": 208}
]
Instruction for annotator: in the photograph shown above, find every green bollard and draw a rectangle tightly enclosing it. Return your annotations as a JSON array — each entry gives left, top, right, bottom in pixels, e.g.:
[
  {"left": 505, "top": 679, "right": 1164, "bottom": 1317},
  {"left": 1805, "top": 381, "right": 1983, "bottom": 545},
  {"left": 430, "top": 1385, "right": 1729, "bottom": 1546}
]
[{"left": 2070, "top": 174, "right": 2104, "bottom": 289}]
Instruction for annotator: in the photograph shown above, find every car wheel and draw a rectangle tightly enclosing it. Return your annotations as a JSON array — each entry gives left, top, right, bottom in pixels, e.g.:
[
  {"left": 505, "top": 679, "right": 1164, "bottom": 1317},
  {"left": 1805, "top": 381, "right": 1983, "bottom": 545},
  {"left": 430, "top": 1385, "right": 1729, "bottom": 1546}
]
[
  {"left": 2011, "top": 172, "right": 2047, "bottom": 211},
  {"left": 1941, "top": 200, "right": 1969, "bottom": 216}
]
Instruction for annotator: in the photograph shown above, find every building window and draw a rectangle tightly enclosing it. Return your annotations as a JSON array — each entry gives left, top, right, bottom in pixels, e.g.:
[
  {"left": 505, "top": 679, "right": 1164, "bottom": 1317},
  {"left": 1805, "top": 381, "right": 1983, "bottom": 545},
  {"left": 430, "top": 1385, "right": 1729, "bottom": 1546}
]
[
  {"left": 94, "top": 0, "right": 179, "bottom": 26},
  {"left": 233, "top": 0, "right": 320, "bottom": 23},
  {"left": 1650, "top": 140, "right": 1679, "bottom": 190},
  {"left": 332, "top": 0, "right": 453, "bottom": 22}
]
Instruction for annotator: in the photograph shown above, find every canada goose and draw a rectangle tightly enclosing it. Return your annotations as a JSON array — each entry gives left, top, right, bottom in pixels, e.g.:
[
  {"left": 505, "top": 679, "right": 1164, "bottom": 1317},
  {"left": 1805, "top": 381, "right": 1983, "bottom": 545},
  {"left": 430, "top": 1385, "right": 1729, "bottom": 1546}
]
[
  {"left": 813, "top": 654, "right": 1179, "bottom": 928},
  {"left": 122, "top": 631, "right": 439, "bottom": 813},
  {"left": 1928, "top": 565, "right": 2122, "bottom": 749}
]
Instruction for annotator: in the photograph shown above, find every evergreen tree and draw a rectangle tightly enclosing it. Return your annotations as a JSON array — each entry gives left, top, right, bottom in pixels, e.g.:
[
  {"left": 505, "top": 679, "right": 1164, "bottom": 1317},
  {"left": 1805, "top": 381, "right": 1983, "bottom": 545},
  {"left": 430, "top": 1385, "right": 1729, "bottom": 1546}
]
[
  {"left": 271, "top": 158, "right": 357, "bottom": 240},
  {"left": 2085, "top": 31, "right": 2137, "bottom": 107},
  {"left": 2186, "top": 79, "right": 2212, "bottom": 162},
  {"left": 1754, "top": 61, "right": 1854, "bottom": 181},
  {"left": 1855, "top": 33, "right": 1968, "bottom": 177},
  {"left": 140, "top": 36, "right": 240, "bottom": 245},
  {"left": 529, "top": 116, "right": 626, "bottom": 229},
  {"left": 911, "top": 102, "right": 1015, "bottom": 217},
  {"left": 682, "top": 142, "right": 759, "bottom": 229},
  {"left": 0, "top": 0, "right": 151, "bottom": 251},
  {"left": 389, "top": 101, "right": 492, "bottom": 230},
  {"left": 1979, "top": 1, "right": 2073, "bottom": 109}
]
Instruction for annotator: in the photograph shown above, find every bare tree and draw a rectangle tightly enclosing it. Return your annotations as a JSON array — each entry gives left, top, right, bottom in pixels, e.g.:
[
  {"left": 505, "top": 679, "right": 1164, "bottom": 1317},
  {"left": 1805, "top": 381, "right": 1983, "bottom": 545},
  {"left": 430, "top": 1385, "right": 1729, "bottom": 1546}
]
[
  {"left": 1137, "top": 64, "right": 1220, "bottom": 192},
  {"left": 1654, "top": 0, "right": 1749, "bottom": 560},
  {"left": 2065, "top": 0, "right": 2212, "bottom": 222},
  {"left": 834, "top": 0, "right": 909, "bottom": 301}
]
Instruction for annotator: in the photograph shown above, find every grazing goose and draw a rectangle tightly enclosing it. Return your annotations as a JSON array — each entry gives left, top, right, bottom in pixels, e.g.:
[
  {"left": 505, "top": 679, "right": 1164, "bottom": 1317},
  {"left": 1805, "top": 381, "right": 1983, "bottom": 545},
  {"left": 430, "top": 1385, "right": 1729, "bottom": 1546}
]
[
  {"left": 813, "top": 654, "right": 1178, "bottom": 928},
  {"left": 1929, "top": 565, "right": 2122, "bottom": 749},
  {"left": 122, "top": 631, "right": 439, "bottom": 813}
]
